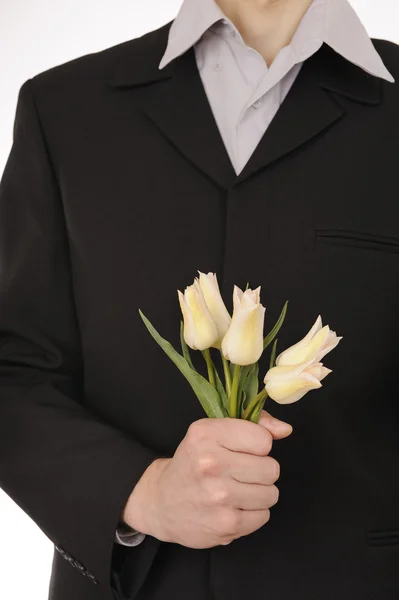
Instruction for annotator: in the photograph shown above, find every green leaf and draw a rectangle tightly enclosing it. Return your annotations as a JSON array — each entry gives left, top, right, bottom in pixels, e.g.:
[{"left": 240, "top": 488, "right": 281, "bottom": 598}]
[
  {"left": 139, "top": 310, "right": 226, "bottom": 419},
  {"left": 245, "top": 362, "right": 259, "bottom": 406},
  {"left": 239, "top": 390, "right": 247, "bottom": 415},
  {"left": 212, "top": 356, "right": 229, "bottom": 414},
  {"left": 237, "top": 364, "right": 251, "bottom": 398},
  {"left": 180, "top": 320, "right": 194, "bottom": 370},
  {"left": 238, "top": 362, "right": 257, "bottom": 396},
  {"left": 269, "top": 338, "right": 278, "bottom": 370},
  {"left": 237, "top": 363, "right": 258, "bottom": 416},
  {"left": 233, "top": 362, "right": 260, "bottom": 419},
  {"left": 263, "top": 300, "right": 288, "bottom": 351}
]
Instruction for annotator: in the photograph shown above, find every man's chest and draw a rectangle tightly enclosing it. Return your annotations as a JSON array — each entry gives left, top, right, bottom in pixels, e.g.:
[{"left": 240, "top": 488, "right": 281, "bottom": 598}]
[{"left": 49, "top": 87, "right": 398, "bottom": 442}]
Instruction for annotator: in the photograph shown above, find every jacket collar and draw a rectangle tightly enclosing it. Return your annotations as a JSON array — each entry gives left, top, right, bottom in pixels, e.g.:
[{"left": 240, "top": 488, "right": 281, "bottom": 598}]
[
  {"left": 106, "top": 18, "right": 388, "bottom": 106},
  {"left": 105, "top": 12, "right": 394, "bottom": 187},
  {"left": 157, "top": 0, "right": 394, "bottom": 83}
]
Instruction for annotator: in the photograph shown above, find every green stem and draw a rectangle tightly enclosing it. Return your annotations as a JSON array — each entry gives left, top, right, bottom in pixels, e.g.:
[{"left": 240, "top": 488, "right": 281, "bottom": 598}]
[
  {"left": 202, "top": 348, "right": 216, "bottom": 388},
  {"left": 220, "top": 353, "right": 232, "bottom": 398},
  {"left": 242, "top": 388, "right": 268, "bottom": 420},
  {"left": 229, "top": 364, "right": 241, "bottom": 418}
]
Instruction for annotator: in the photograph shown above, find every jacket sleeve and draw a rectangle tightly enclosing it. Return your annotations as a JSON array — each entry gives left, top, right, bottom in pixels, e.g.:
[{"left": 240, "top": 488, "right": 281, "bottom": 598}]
[{"left": 0, "top": 78, "right": 161, "bottom": 589}]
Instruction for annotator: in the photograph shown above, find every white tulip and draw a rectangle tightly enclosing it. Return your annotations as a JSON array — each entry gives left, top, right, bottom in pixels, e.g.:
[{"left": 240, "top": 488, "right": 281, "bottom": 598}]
[
  {"left": 178, "top": 279, "right": 219, "bottom": 351},
  {"left": 221, "top": 285, "right": 266, "bottom": 366},
  {"left": 263, "top": 315, "right": 342, "bottom": 404},
  {"left": 264, "top": 359, "right": 332, "bottom": 404},
  {"left": 275, "top": 315, "right": 342, "bottom": 367},
  {"left": 197, "top": 271, "right": 231, "bottom": 348}
]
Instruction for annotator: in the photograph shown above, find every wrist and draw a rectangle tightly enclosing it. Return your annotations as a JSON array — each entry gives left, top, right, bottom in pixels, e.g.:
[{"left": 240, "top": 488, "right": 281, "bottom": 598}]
[{"left": 121, "top": 457, "right": 170, "bottom": 536}]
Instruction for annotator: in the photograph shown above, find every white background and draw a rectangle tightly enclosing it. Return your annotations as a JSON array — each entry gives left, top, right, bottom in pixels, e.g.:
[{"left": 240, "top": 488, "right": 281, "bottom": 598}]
[{"left": 0, "top": 1, "right": 398, "bottom": 598}]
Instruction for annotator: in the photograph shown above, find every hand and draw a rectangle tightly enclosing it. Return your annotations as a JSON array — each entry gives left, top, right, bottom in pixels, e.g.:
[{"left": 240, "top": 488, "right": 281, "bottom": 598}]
[{"left": 122, "top": 410, "right": 293, "bottom": 548}]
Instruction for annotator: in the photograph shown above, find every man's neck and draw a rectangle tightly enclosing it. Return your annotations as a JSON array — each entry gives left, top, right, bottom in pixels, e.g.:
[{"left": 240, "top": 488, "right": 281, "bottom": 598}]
[{"left": 215, "top": 0, "right": 313, "bottom": 65}]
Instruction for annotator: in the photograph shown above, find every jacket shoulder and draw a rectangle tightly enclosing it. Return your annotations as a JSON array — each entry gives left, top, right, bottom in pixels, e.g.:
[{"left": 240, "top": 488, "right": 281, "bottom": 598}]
[
  {"left": 371, "top": 38, "right": 399, "bottom": 82},
  {"left": 28, "top": 22, "right": 170, "bottom": 92}
]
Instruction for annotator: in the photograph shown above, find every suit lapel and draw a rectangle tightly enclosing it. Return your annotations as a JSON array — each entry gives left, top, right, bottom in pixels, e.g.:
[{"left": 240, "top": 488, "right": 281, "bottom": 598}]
[
  {"left": 236, "top": 43, "right": 382, "bottom": 183},
  {"left": 106, "top": 22, "right": 237, "bottom": 189},
  {"left": 106, "top": 24, "right": 382, "bottom": 187},
  {"left": 235, "top": 51, "right": 344, "bottom": 184},
  {"left": 139, "top": 47, "right": 237, "bottom": 188}
]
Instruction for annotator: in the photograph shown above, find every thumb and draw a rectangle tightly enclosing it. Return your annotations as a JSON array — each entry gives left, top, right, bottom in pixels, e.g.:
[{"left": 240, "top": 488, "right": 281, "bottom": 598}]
[{"left": 257, "top": 410, "right": 293, "bottom": 440}]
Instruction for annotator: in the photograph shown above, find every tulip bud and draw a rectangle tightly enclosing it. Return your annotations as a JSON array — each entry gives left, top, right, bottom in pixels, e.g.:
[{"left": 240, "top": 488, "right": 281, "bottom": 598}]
[
  {"left": 178, "top": 279, "right": 219, "bottom": 351},
  {"left": 221, "top": 285, "right": 266, "bottom": 366},
  {"left": 264, "top": 360, "right": 332, "bottom": 404},
  {"left": 197, "top": 271, "right": 231, "bottom": 348},
  {"left": 263, "top": 315, "right": 342, "bottom": 404},
  {"left": 275, "top": 315, "right": 342, "bottom": 367}
]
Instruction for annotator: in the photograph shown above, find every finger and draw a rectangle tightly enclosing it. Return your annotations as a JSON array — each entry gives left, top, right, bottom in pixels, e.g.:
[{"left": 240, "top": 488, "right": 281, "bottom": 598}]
[
  {"left": 257, "top": 410, "right": 293, "bottom": 439},
  {"left": 224, "top": 451, "right": 280, "bottom": 485},
  {"left": 230, "top": 480, "right": 279, "bottom": 511},
  {"left": 220, "top": 509, "right": 271, "bottom": 545},
  {"left": 236, "top": 508, "right": 271, "bottom": 539},
  {"left": 213, "top": 417, "right": 273, "bottom": 456}
]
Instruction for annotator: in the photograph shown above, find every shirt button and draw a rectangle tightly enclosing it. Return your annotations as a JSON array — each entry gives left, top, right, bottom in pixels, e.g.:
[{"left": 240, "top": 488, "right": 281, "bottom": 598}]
[{"left": 252, "top": 99, "right": 262, "bottom": 109}]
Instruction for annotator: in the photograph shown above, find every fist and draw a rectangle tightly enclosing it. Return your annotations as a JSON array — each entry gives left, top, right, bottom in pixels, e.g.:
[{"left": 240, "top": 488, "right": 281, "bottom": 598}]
[{"left": 122, "top": 411, "right": 293, "bottom": 548}]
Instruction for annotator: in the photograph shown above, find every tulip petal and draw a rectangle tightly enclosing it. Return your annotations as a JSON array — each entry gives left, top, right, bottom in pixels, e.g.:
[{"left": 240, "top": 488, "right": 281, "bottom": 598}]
[
  {"left": 315, "top": 333, "right": 343, "bottom": 362},
  {"left": 222, "top": 304, "right": 265, "bottom": 366},
  {"left": 307, "top": 362, "right": 332, "bottom": 381},
  {"left": 198, "top": 271, "right": 231, "bottom": 345},
  {"left": 276, "top": 315, "right": 322, "bottom": 366},
  {"left": 263, "top": 358, "right": 316, "bottom": 384},
  {"left": 290, "top": 325, "right": 331, "bottom": 364},
  {"left": 241, "top": 286, "right": 261, "bottom": 308},
  {"left": 232, "top": 285, "right": 243, "bottom": 313},
  {"left": 265, "top": 372, "right": 322, "bottom": 404},
  {"left": 178, "top": 290, "right": 197, "bottom": 350},
  {"left": 179, "top": 282, "right": 219, "bottom": 351}
]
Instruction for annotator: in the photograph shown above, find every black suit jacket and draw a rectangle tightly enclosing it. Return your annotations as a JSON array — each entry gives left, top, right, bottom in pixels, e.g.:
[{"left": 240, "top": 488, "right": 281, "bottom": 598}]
[{"left": 1, "top": 20, "right": 399, "bottom": 600}]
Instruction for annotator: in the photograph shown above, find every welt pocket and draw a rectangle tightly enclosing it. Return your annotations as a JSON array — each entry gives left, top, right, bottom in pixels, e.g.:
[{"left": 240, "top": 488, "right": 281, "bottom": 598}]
[
  {"left": 366, "top": 529, "right": 399, "bottom": 547},
  {"left": 315, "top": 229, "right": 399, "bottom": 254}
]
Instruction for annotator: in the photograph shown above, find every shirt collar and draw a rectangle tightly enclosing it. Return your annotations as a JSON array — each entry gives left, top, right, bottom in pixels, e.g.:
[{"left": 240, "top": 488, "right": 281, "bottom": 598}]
[{"left": 158, "top": 0, "right": 394, "bottom": 83}]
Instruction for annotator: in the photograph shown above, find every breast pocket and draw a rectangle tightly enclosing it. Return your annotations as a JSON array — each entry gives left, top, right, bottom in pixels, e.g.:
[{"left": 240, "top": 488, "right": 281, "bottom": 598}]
[
  {"left": 313, "top": 228, "right": 399, "bottom": 293},
  {"left": 366, "top": 529, "right": 399, "bottom": 547},
  {"left": 312, "top": 227, "right": 399, "bottom": 368},
  {"left": 315, "top": 229, "right": 399, "bottom": 255}
]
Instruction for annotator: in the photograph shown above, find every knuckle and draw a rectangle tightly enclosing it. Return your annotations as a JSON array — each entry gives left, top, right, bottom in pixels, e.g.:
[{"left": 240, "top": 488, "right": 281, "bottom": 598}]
[
  {"left": 210, "top": 483, "right": 230, "bottom": 506},
  {"left": 187, "top": 419, "right": 208, "bottom": 443},
  {"left": 197, "top": 453, "right": 220, "bottom": 477}
]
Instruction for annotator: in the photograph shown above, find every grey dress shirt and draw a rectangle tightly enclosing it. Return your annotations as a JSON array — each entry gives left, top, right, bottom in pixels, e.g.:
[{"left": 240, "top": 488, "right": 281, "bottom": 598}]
[{"left": 115, "top": 0, "right": 394, "bottom": 547}]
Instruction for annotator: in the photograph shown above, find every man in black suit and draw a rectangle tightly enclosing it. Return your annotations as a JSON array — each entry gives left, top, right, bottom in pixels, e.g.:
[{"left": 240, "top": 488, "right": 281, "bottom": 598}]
[{"left": 1, "top": 0, "right": 398, "bottom": 599}]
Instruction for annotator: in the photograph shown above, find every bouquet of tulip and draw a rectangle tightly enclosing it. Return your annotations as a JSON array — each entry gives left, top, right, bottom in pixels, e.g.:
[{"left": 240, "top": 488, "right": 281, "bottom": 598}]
[{"left": 139, "top": 271, "right": 342, "bottom": 423}]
